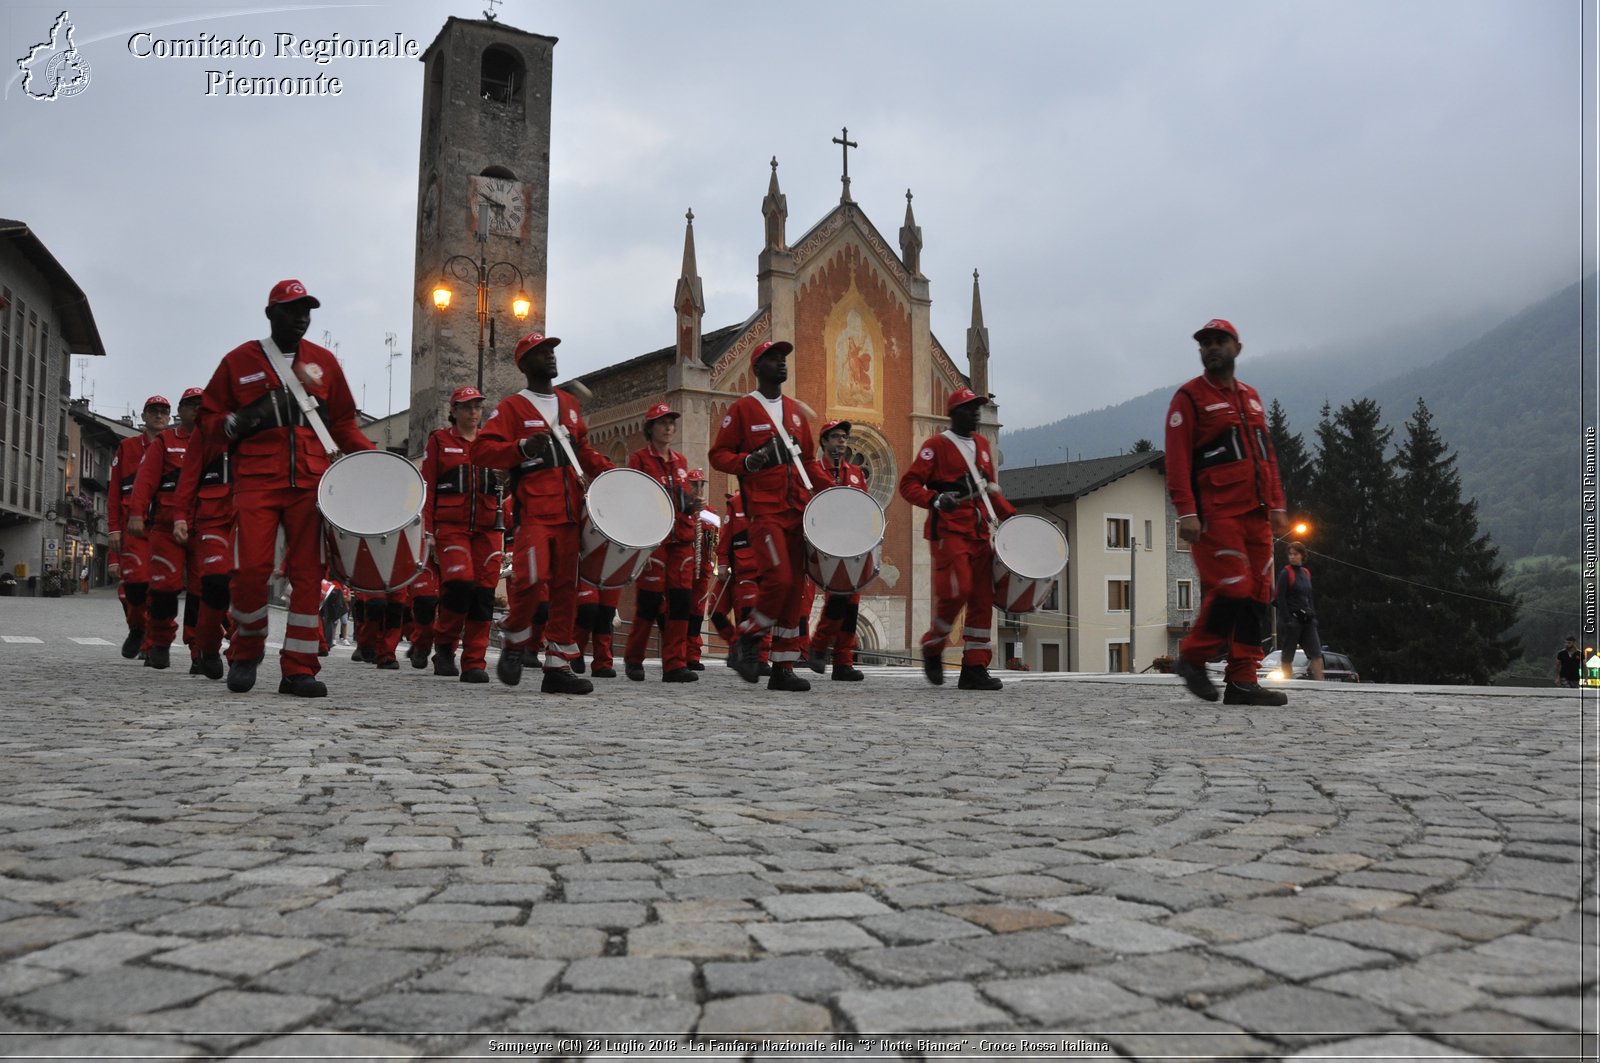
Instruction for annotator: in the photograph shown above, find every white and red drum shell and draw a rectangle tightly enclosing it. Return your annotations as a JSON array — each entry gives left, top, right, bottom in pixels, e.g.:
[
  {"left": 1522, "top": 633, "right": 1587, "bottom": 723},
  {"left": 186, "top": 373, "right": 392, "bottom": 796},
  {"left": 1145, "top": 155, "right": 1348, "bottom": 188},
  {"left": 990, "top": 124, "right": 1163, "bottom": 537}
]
[
  {"left": 318, "top": 450, "right": 429, "bottom": 594},
  {"left": 992, "top": 514, "right": 1068, "bottom": 614},
  {"left": 579, "top": 467, "right": 675, "bottom": 588},
  {"left": 802, "top": 486, "right": 885, "bottom": 594}
]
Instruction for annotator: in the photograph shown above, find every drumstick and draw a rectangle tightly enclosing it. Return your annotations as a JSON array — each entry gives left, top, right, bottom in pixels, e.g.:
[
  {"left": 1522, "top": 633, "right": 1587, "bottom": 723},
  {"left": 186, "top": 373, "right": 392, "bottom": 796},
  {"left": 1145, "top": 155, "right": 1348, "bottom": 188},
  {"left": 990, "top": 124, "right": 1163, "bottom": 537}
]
[{"left": 559, "top": 378, "right": 595, "bottom": 403}]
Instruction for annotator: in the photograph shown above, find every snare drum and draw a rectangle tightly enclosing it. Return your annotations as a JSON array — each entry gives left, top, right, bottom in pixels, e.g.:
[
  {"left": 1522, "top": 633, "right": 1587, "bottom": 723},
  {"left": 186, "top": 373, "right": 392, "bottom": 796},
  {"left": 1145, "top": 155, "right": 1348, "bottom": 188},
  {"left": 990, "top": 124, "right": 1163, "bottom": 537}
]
[
  {"left": 802, "top": 486, "right": 885, "bottom": 593},
  {"left": 579, "top": 468, "right": 675, "bottom": 588},
  {"left": 991, "top": 514, "right": 1068, "bottom": 613},
  {"left": 318, "top": 450, "right": 429, "bottom": 593}
]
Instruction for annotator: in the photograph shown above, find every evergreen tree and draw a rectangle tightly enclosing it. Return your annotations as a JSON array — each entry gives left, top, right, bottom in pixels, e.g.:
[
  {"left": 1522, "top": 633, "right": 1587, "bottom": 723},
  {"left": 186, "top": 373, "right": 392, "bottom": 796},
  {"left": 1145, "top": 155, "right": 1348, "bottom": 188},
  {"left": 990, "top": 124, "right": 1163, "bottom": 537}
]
[
  {"left": 1303, "top": 399, "right": 1401, "bottom": 678},
  {"left": 1268, "top": 399, "right": 1313, "bottom": 511},
  {"left": 1131, "top": 438, "right": 1154, "bottom": 453},
  {"left": 1388, "top": 398, "right": 1521, "bottom": 682}
]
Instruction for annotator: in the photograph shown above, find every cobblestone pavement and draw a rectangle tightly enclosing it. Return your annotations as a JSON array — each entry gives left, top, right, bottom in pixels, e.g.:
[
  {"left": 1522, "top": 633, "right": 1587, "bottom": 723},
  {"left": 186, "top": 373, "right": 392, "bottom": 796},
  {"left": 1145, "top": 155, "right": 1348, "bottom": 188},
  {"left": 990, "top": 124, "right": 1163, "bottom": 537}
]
[{"left": 0, "top": 591, "right": 1593, "bottom": 1061}]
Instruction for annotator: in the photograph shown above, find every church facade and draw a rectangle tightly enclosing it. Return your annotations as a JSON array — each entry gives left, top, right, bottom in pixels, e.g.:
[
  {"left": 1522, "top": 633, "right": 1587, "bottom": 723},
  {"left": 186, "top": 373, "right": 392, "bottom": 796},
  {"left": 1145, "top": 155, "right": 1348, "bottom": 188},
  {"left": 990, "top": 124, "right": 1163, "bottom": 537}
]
[{"left": 571, "top": 162, "right": 1000, "bottom": 658}]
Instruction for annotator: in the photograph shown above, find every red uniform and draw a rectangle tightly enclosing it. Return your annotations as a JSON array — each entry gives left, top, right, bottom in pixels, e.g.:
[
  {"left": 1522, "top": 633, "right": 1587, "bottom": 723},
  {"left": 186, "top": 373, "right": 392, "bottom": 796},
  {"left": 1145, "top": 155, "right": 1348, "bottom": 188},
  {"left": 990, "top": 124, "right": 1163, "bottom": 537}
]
[
  {"left": 173, "top": 432, "right": 237, "bottom": 666},
  {"left": 899, "top": 431, "right": 1017, "bottom": 669},
  {"left": 421, "top": 424, "right": 503, "bottom": 676},
  {"left": 709, "top": 394, "right": 831, "bottom": 670},
  {"left": 127, "top": 425, "right": 197, "bottom": 654},
  {"left": 705, "top": 491, "right": 766, "bottom": 664},
  {"left": 686, "top": 508, "right": 719, "bottom": 667},
  {"left": 807, "top": 457, "right": 871, "bottom": 671},
  {"left": 473, "top": 389, "right": 612, "bottom": 671},
  {"left": 194, "top": 337, "right": 373, "bottom": 682},
  {"left": 108, "top": 432, "right": 155, "bottom": 643},
  {"left": 1164, "top": 372, "right": 1286, "bottom": 683},
  {"left": 621, "top": 445, "right": 697, "bottom": 676}
]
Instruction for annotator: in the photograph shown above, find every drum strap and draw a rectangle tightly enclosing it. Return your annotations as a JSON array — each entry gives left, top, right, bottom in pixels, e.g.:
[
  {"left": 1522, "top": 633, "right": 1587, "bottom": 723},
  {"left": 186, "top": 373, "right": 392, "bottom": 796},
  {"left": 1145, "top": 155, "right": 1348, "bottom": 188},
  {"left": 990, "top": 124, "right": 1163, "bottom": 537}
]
[
  {"left": 749, "top": 391, "right": 812, "bottom": 491},
  {"left": 518, "top": 389, "right": 588, "bottom": 487},
  {"left": 261, "top": 337, "right": 338, "bottom": 455},
  {"left": 941, "top": 430, "right": 999, "bottom": 526}
]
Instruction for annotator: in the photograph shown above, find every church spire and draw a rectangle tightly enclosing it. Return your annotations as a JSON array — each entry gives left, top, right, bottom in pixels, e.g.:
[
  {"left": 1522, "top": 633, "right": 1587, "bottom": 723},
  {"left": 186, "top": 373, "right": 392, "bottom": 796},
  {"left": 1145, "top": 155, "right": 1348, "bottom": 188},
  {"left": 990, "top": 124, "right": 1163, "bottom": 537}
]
[
  {"left": 675, "top": 208, "right": 705, "bottom": 364},
  {"left": 899, "top": 189, "right": 924, "bottom": 278},
  {"left": 967, "top": 269, "right": 990, "bottom": 399},
  {"left": 762, "top": 157, "right": 788, "bottom": 252}
]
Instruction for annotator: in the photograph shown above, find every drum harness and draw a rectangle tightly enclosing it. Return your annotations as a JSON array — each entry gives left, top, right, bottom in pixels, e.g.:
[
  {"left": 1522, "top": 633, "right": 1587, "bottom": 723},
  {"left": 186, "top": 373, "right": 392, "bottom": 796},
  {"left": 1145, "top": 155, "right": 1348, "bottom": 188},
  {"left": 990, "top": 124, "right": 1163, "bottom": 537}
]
[{"left": 940, "top": 430, "right": 1001, "bottom": 531}]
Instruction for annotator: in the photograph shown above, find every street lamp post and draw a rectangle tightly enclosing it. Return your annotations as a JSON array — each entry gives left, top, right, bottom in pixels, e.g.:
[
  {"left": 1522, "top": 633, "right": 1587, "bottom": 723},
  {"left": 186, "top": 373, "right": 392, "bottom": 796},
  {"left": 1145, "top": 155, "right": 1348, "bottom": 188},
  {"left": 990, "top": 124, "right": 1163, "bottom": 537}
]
[{"left": 431, "top": 199, "right": 532, "bottom": 392}]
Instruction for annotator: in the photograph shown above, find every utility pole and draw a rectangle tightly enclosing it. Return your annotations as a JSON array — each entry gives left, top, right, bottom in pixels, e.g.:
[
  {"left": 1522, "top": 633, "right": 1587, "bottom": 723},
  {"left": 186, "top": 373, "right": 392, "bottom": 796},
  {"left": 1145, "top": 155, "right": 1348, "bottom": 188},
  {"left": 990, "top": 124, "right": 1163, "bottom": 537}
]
[
  {"left": 1129, "top": 536, "right": 1137, "bottom": 672},
  {"left": 385, "top": 332, "right": 401, "bottom": 449}
]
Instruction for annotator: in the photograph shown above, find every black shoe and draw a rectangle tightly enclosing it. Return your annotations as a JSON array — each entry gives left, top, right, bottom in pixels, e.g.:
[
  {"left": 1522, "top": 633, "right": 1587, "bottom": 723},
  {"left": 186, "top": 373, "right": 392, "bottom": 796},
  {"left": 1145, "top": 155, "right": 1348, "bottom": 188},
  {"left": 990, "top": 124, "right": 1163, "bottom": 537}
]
[
  {"left": 433, "top": 651, "right": 460, "bottom": 677},
  {"left": 625, "top": 663, "right": 646, "bottom": 682},
  {"left": 1223, "top": 681, "right": 1288, "bottom": 706},
  {"left": 687, "top": 660, "right": 705, "bottom": 671},
  {"left": 957, "top": 665, "right": 1004, "bottom": 691},
  {"left": 408, "top": 646, "right": 430, "bottom": 669},
  {"left": 663, "top": 667, "right": 699, "bottom": 683},
  {"left": 121, "top": 629, "right": 145, "bottom": 659},
  {"left": 278, "top": 674, "right": 328, "bottom": 698},
  {"left": 226, "top": 656, "right": 260, "bottom": 693},
  {"left": 496, "top": 649, "right": 524, "bottom": 687},
  {"left": 591, "top": 665, "right": 617, "bottom": 678},
  {"left": 768, "top": 666, "right": 811, "bottom": 692},
  {"left": 728, "top": 635, "right": 762, "bottom": 683},
  {"left": 806, "top": 647, "right": 830, "bottom": 675},
  {"left": 197, "top": 654, "right": 225, "bottom": 680},
  {"left": 541, "top": 668, "right": 593, "bottom": 695},
  {"left": 189, "top": 660, "right": 204, "bottom": 676},
  {"left": 317, "top": 648, "right": 330, "bottom": 658},
  {"left": 143, "top": 645, "right": 171, "bottom": 670},
  {"left": 922, "top": 648, "right": 945, "bottom": 686},
  {"left": 460, "top": 668, "right": 490, "bottom": 684},
  {"left": 831, "top": 664, "right": 864, "bottom": 682},
  {"left": 1175, "top": 658, "right": 1219, "bottom": 702},
  {"left": 572, "top": 654, "right": 587, "bottom": 675},
  {"left": 352, "top": 645, "right": 372, "bottom": 663},
  {"left": 757, "top": 661, "right": 773, "bottom": 677},
  {"left": 376, "top": 657, "right": 400, "bottom": 670}
]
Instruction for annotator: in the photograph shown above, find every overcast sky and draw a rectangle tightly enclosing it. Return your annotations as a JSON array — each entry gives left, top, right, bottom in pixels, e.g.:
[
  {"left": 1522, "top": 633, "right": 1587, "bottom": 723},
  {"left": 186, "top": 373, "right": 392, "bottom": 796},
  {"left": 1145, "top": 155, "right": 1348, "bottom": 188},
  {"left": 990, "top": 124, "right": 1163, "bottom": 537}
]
[{"left": 3, "top": 0, "right": 1585, "bottom": 432}]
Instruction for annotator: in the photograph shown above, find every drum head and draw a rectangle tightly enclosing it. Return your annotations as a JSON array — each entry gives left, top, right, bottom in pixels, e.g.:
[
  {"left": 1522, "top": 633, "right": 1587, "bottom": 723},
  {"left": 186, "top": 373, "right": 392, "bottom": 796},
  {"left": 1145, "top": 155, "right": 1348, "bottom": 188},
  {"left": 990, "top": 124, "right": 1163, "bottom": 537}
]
[
  {"left": 318, "top": 451, "right": 425, "bottom": 536},
  {"left": 587, "top": 468, "right": 674, "bottom": 549},
  {"left": 804, "top": 487, "right": 886, "bottom": 556},
  {"left": 994, "top": 514, "right": 1068, "bottom": 579}
]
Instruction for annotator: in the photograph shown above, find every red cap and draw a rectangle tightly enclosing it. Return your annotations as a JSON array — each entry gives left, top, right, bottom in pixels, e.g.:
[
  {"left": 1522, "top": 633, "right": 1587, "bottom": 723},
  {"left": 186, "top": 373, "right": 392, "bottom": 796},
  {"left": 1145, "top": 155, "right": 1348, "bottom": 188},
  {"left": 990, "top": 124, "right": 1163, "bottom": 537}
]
[
  {"left": 1193, "top": 318, "right": 1239, "bottom": 341},
  {"left": 644, "top": 402, "right": 680, "bottom": 423},
  {"left": 946, "top": 387, "right": 990, "bottom": 414},
  {"left": 748, "top": 339, "right": 793, "bottom": 370},
  {"left": 179, "top": 388, "right": 204, "bottom": 403},
  {"left": 450, "top": 386, "right": 485, "bottom": 405},
  {"left": 819, "top": 418, "right": 852, "bottom": 438},
  {"left": 513, "top": 332, "right": 560, "bottom": 366},
  {"left": 143, "top": 395, "right": 171, "bottom": 410},
  {"left": 688, "top": 467, "right": 707, "bottom": 481},
  {"left": 267, "top": 279, "right": 320, "bottom": 308}
]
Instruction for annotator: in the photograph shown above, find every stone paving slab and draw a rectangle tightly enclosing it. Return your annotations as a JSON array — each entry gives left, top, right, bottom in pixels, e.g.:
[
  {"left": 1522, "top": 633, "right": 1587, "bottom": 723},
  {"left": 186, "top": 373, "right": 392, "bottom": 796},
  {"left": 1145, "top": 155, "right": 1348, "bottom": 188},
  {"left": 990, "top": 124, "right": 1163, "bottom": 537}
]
[{"left": 0, "top": 592, "right": 1589, "bottom": 1057}]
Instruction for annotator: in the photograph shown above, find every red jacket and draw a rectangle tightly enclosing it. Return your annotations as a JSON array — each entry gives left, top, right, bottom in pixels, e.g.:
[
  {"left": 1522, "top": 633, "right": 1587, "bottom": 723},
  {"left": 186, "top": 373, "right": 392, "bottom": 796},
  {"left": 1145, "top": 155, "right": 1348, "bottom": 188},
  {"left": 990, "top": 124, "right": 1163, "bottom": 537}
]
[
  {"left": 719, "top": 492, "right": 755, "bottom": 573},
  {"left": 107, "top": 433, "right": 154, "bottom": 534},
  {"left": 628, "top": 446, "right": 696, "bottom": 544},
  {"left": 172, "top": 438, "right": 234, "bottom": 527},
  {"left": 473, "top": 389, "right": 612, "bottom": 523},
  {"left": 194, "top": 338, "right": 373, "bottom": 492},
  {"left": 128, "top": 426, "right": 195, "bottom": 525},
  {"left": 899, "top": 431, "right": 1016, "bottom": 541},
  {"left": 822, "top": 457, "right": 869, "bottom": 493},
  {"left": 421, "top": 425, "right": 498, "bottom": 532},
  {"left": 1164, "top": 373, "right": 1286, "bottom": 522},
  {"left": 709, "top": 393, "right": 832, "bottom": 520}
]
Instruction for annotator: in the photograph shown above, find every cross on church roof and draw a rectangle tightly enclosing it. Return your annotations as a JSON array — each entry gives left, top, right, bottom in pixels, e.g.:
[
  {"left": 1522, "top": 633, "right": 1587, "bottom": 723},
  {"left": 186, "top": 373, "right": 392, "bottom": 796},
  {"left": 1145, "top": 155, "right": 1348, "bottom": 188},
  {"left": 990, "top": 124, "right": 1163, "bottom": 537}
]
[
  {"left": 483, "top": 0, "right": 500, "bottom": 21},
  {"left": 832, "top": 126, "right": 858, "bottom": 204}
]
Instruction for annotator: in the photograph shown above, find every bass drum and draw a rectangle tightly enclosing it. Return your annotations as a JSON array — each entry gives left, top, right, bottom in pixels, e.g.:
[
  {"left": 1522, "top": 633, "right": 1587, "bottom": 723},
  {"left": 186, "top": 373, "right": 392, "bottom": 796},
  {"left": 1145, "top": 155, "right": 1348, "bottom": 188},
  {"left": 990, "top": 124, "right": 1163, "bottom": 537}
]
[
  {"left": 579, "top": 467, "right": 675, "bottom": 588},
  {"left": 991, "top": 514, "right": 1067, "bottom": 613},
  {"left": 802, "top": 486, "right": 885, "bottom": 593},
  {"left": 317, "top": 450, "right": 429, "bottom": 593}
]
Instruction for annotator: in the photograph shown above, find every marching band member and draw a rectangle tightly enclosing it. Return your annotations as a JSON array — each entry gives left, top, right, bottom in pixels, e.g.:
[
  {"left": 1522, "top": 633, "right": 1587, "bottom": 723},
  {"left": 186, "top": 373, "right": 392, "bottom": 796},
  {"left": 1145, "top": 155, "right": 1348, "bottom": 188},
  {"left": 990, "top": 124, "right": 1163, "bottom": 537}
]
[
  {"left": 192, "top": 279, "right": 374, "bottom": 698},
  {"left": 707, "top": 489, "right": 770, "bottom": 675},
  {"left": 125, "top": 389, "right": 203, "bottom": 670},
  {"left": 709, "top": 340, "right": 833, "bottom": 691},
  {"left": 572, "top": 581, "right": 623, "bottom": 678},
  {"left": 621, "top": 403, "right": 699, "bottom": 684},
  {"left": 421, "top": 386, "right": 501, "bottom": 684},
  {"left": 899, "top": 387, "right": 1016, "bottom": 691},
  {"left": 805, "top": 420, "right": 867, "bottom": 682},
  {"left": 473, "top": 332, "right": 613, "bottom": 694},
  {"left": 685, "top": 469, "right": 717, "bottom": 671},
  {"left": 172, "top": 391, "right": 238, "bottom": 680},
  {"left": 108, "top": 395, "right": 170, "bottom": 659}
]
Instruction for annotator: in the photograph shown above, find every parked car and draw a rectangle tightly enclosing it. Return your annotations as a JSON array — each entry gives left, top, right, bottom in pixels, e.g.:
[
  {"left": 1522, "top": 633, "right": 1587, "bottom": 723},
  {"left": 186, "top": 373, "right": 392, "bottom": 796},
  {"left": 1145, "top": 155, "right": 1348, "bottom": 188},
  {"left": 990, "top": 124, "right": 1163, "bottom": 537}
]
[{"left": 1207, "top": 649, "right": 1361, "bottom": 683}]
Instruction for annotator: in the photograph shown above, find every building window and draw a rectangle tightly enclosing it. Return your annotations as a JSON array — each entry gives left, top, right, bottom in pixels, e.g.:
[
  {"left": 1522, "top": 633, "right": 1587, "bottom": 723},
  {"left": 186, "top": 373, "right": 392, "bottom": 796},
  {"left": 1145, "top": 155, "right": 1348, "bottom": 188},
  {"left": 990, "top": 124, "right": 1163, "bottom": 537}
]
[
  {"left": 480, "top": 45, "right": 524, "bottom": 106},
  {"left": 1108, "top": 641, "right": 1130, "bottom": 672},
  {"left": 1043, "top": 577, "right": 1061, "bottom": 612},
  {"left": 1144, "top": 519, "right": 1153, "bottom": 549},
  {"left": 1107, "top": 578, "right": 1131, "bottom": 612},
  {"left": 1173, "top": 519, "right": 1191, "bottom": 553},
  {"left": 1176, "top": 579, "right": 1193, "bottom": 611},
  {"left": 842, "top": 424, "right": 898, "bottom": 515},
  {"left": 1106, "top": 516, "right": 1131, "bottom": 550}
]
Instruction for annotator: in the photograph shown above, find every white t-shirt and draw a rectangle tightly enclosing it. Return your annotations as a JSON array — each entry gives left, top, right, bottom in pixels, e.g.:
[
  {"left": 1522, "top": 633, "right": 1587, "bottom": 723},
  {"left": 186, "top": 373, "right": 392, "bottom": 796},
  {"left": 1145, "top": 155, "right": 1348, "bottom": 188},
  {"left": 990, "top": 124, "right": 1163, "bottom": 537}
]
[{"left": 526, "top": 391, "right": 560, "bottom": 426}]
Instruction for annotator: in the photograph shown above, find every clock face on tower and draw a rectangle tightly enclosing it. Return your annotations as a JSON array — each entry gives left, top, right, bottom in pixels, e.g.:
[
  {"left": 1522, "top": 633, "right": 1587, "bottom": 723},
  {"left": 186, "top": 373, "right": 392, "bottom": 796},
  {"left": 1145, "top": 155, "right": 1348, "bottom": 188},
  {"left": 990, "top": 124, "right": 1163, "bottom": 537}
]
[{"left": 468, "top": 175, "right": 530, "bottom": 240}]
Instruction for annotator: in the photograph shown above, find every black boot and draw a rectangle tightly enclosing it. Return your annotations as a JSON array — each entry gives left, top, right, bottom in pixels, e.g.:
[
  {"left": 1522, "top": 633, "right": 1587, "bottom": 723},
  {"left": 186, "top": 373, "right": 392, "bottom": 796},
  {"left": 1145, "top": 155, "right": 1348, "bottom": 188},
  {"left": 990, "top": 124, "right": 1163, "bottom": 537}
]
[
  {"left": 433, "top": 649, "right": 460, "bottom": 677},
  {"left": 728, "top": 635, "right": 762, "bottom": 683},
  {"left": 767, "top": 666, "right": 811, "bottom": 692},
  {"left": 121, "top": 629, "right": 145, "bottom": 659},
  {"left": 143, "top": 645, "right": 171, "bottom": 670},
  {"left": 922, "top": 648, "right": 945, "bottom": 686},
  {"left": 831, "top": 663, "right": 864, "bottom": 682},
  {"left": 226, "top": 656, "right": 260, "bottom": 693},
  {"left": 496, "top": 648, "right": 524, "bottom": 687},
  {"left": 662, "top": 667, "right": 699, "bottom": 683},
  {"left": 541, "top": 668, "right": 594, "bottom": 695},
  {"left": 196, "top": 654, "right": 225, "bottom": 680},
  {"left": 572, "top": 654, "right": 587, "bottom": 674},
  {"left": 957, "top": 665, "right": 1004, "bottom": 691},
  {"left": 278, "top": 674, "right": 328, "bottom": 698}
]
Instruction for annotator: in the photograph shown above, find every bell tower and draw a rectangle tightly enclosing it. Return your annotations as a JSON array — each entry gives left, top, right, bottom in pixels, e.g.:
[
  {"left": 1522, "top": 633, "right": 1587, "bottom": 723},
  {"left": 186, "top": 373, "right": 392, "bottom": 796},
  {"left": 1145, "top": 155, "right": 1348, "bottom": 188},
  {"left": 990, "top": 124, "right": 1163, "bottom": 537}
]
[{"left": 409, "top": 16, "right": 556, "bottom": 454}]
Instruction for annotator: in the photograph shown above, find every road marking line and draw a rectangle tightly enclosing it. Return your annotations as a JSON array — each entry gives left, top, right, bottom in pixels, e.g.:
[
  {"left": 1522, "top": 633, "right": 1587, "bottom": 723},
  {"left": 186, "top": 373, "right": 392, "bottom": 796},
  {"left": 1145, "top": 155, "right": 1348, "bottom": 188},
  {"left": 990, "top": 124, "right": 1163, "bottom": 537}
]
[
  {"left": 71, "top": 637, "right": 115, "bottom": 645},
  {"left": 1, "top": 636, "right": 43, "bottom": 643}
]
